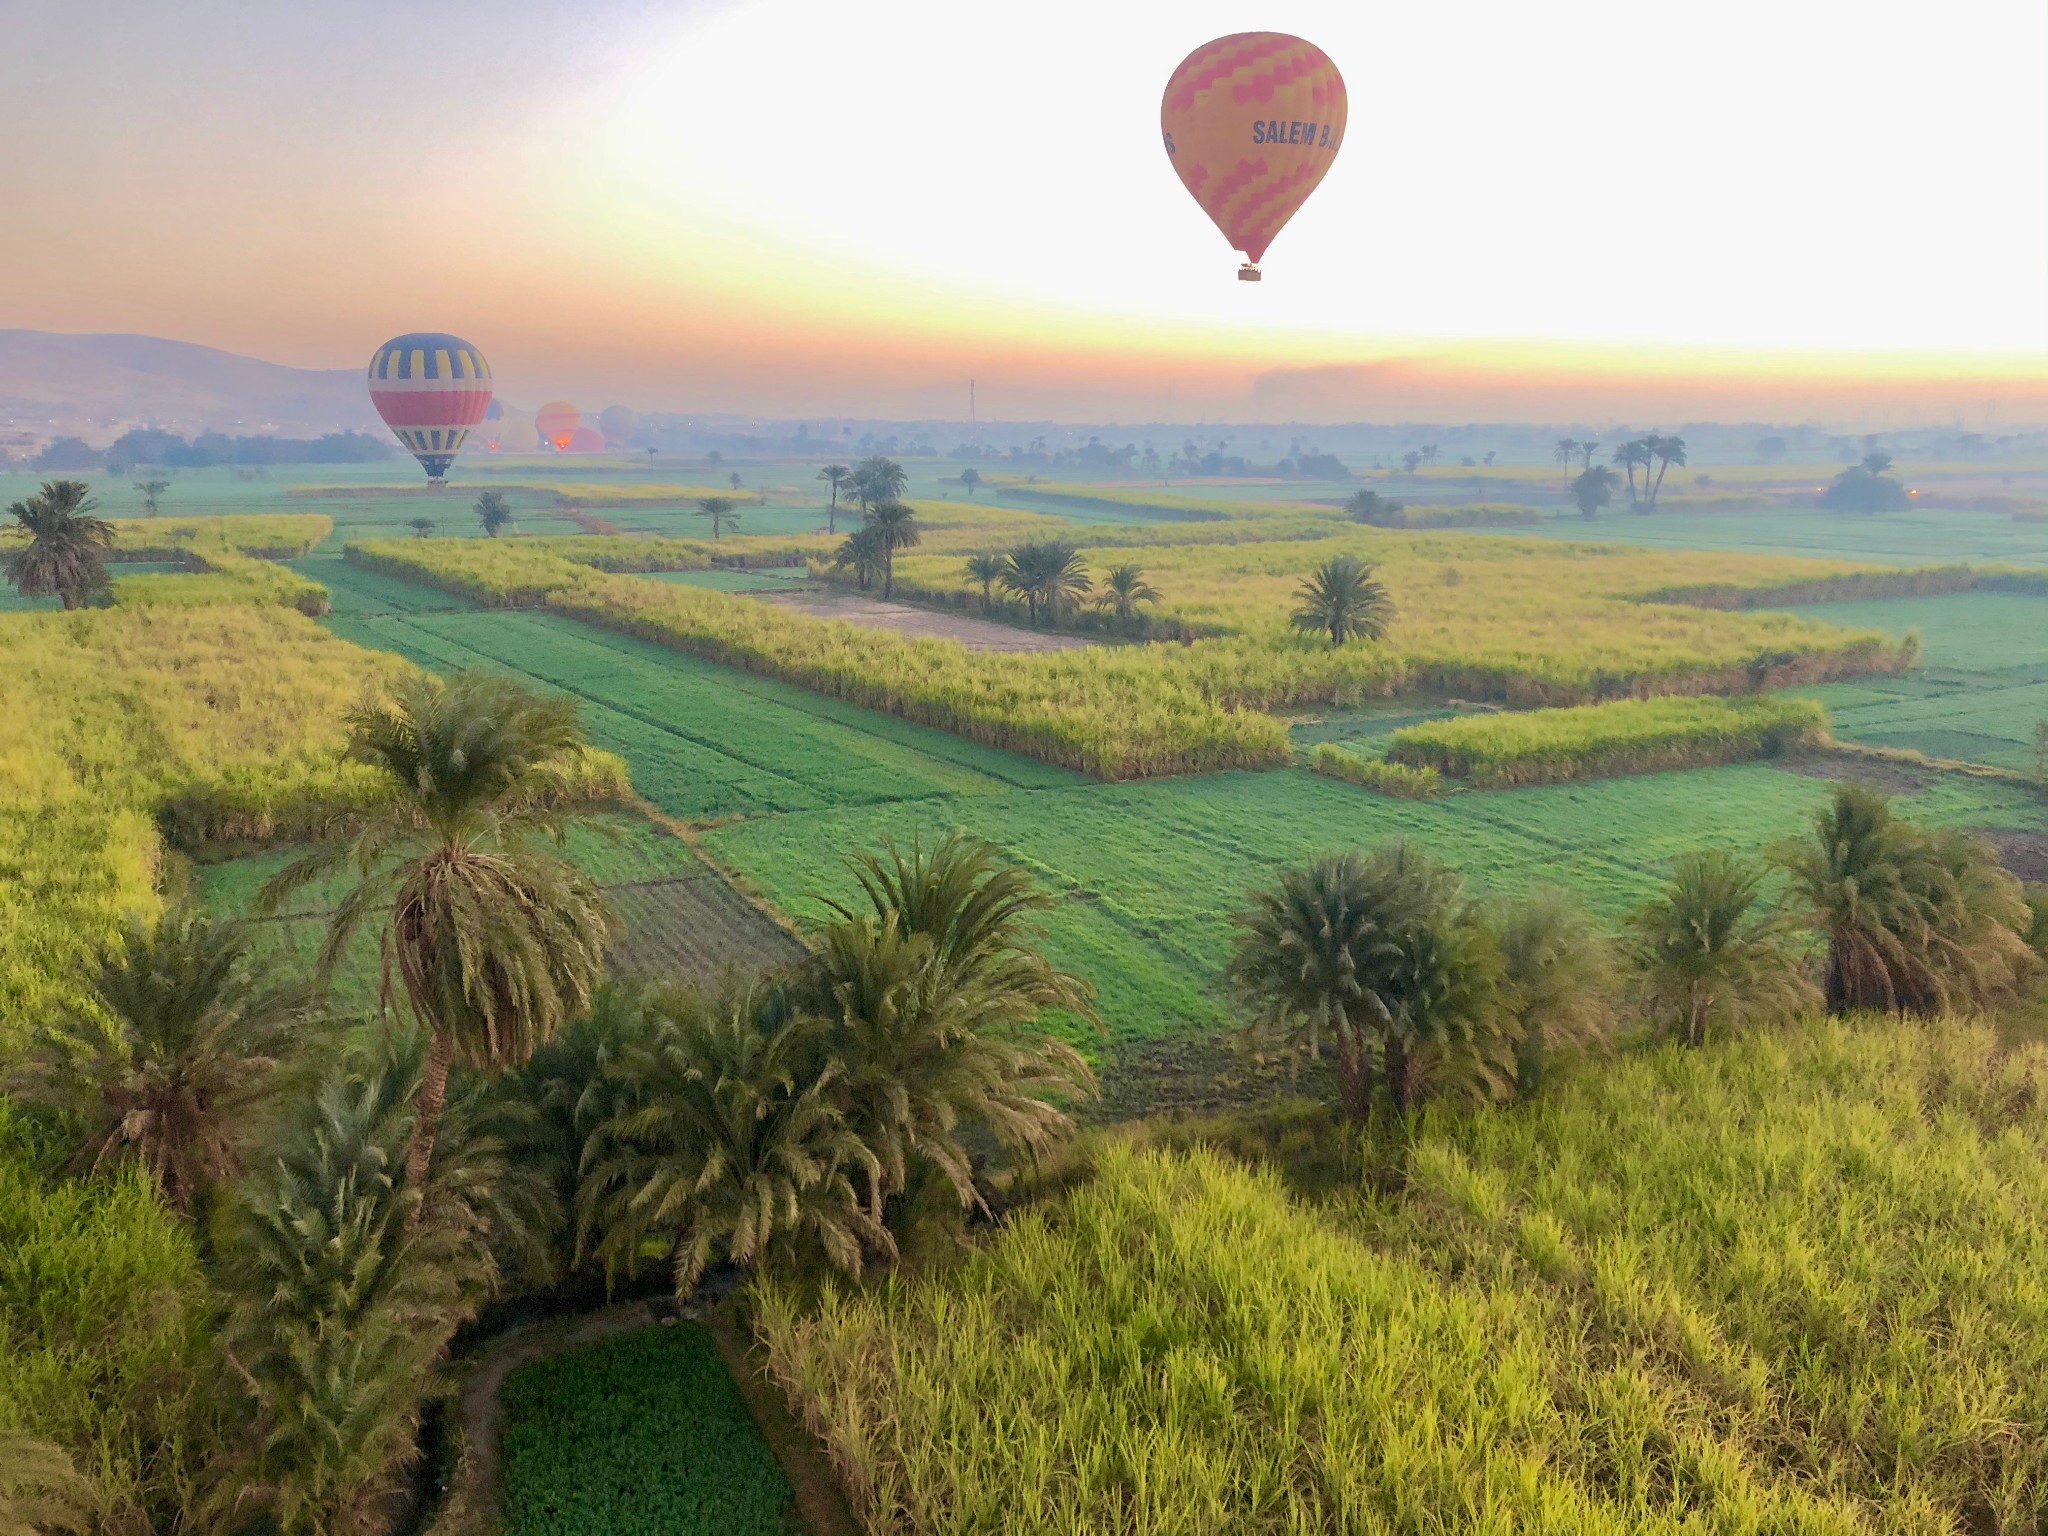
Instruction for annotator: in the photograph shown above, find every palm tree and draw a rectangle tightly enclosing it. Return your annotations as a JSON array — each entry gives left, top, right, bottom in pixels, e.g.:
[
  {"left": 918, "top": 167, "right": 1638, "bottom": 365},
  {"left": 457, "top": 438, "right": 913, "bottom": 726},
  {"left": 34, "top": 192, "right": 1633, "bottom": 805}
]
[
  {"left": 729, "top": 471, "right": 744, "bottom": 492},
  {"left": 817, "top": 463, "right": 852, "bottom": 534},
  {"left": 133, "top": 478, "right": 170, "bottom": 517},
  {"left": 865, "top": 501, "right": 920, "bottom": 598},
  {"left": 1572, "top": 464, "right": 1620, "bottom": 518},
  {"left": 1776, "top": 783, "right": 2035, "bottom": 1015},
  {"left": 1094, "top": 563, "right": 1161, "bottom": 627},
  {"left": 1227, "top": 844, "right": 1508, "bottom": 1116},
  {"left": 17, "top": 907, "right": 310, "bottom": 1214},
  {"left": 850, "top": 455, "right": 908, "bottom": 515},
  {"left": 806, "top": 834, "right": 1095, "bottom": 1228},
  {"left": 1553, "top": 438, "right": 1580, "bottom": 487},
  {"left": 1001, "top": 540, "right": 1090, "bottom": 626},
  {"left": 1290, "top": 554, "right": 1393, "bottom": 646},
  {"left": 473, "top": 491, "right": 514, "bottom": 538},
  {"left": 834, "top": 522, "right": 885, "bottom": 590},
  {"left": 259, "top": 669, "right": 611, "bottom": 1197},
  {"left": 1628, "top": 849, "right": 1815, "bottom": 1048},
  {"left": 960, "top": 468, "right": 982, "bottom": 498},
  {"left": 694, "top": 495, "right": 739, "bottom": 540},
  {"left": 576, "top": 983, "right": 887, "bottom": 1295},
  {"left": 1861, "top": 451, "right": 1895, "bottom": 476},
  {"left": 0, "top": 1430, "right": 89, "bottom": 1536},
  {"left": 1646, "top": 434, "right": 1687, "bottom": 505},
  {"left": 407, "top": 517, "right": 435, "bottom": 539},
  {"left": 1579, "top": 440, "right": 1600, "bottom": 472},
  {"left": 223, "top": 1025, "right": 546, "bottom": 1534},
  {"left": 1612, "top": 440, "right": 1650, "bottom": 507},
  {"left": 964, "top": 551, "right": 1006, "bottom": 611},
  {"left": 4, "top": 479, "right": 113, "bottom": 609},
  {"left": 1491, "top": 887, "right": 1614, "bottom": 1092},
  {"left": 1344, "top": 489, "right": 1404, "bottom": 525}
]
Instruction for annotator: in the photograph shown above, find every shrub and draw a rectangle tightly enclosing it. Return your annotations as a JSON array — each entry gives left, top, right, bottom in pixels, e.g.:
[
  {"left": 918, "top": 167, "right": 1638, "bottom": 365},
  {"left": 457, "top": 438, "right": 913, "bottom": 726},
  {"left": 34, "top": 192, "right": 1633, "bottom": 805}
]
[{"left": 1389, "top": 695, "right": 1828, "bottom": 787}]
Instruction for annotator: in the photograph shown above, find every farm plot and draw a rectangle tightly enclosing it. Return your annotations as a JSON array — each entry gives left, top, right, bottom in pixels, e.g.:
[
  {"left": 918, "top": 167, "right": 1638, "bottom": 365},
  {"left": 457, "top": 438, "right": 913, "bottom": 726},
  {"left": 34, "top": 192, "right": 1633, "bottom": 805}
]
[
  {"left": 321, "top": 605, "right": 1076, "bottom": 822},
  {"left": 197, "top": 815, "right": 796, "bottom": 1009},
  {"left": 1513, "top": 502, "right": 2048, "bottom": 566},
  {"left": 704, "top": 764, "right": 2048, "bottom": 1052},
  {"left": 1782, "top": 591, "right": 2048, "bottom": 768},
  {"left": 500, "top": 1323, "right": 795, "bottom": 1536}
]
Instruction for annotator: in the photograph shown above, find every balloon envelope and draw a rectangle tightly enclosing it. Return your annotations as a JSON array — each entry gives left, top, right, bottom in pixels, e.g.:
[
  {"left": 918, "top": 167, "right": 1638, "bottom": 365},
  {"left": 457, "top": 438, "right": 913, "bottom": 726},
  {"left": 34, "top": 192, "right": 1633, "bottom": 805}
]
[
  {"left": 598, "top": 404, "right": 639, "bottom": 446},
  {"left": 367, "top": 333, "right": 493, "bottom": 482},
  {"left": 1160, "top": 33, "right": 1346, "bottom": 269},
  {"left": 535, "top": 400, "right": 580, "bottom": 451},
  {"left": 564, "top": 425, "right": 605, "bottom": 453}
]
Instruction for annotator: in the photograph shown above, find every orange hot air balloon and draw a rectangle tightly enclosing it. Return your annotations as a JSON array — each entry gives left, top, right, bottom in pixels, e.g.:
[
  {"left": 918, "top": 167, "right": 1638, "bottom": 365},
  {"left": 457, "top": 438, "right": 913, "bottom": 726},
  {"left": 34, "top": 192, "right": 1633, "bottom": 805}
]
[
  {"left": 1160, "top": 33, "right": 1346, "bottom": 281},
  {"left": 535, "top": 400, "right": 580, "bottom": 451}
]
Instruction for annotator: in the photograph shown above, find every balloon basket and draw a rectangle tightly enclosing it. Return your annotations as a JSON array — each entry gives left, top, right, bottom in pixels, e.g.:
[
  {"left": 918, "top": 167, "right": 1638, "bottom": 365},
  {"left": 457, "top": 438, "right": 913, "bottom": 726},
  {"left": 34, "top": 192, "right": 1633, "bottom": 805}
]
[{"left": 1237, "top": 264, "right": 1262, "bottom": 282}]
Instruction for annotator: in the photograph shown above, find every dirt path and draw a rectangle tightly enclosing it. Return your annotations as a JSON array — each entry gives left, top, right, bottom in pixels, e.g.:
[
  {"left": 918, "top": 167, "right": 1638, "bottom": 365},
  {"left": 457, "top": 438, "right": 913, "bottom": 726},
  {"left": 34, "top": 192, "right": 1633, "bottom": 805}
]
[{"left": 755, "top": 589, "right": 1094, "bottom": 651}]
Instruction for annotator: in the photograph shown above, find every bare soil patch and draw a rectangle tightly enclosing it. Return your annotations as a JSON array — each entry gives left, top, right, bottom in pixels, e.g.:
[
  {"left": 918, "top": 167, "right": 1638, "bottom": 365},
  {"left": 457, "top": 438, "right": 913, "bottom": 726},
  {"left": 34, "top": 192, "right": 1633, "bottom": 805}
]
[
  {"left": 1975, "top": 828, "right": 2048, "bottom": 884},
  {"left": 755, "top": 589, "right": 1094, "bottom": 652},
  {"left": 1771, "top": 751, "right": 1936, "bottom": 795},
  {"left": 607, "top": 875, "right": 805, "bottom": 985}
]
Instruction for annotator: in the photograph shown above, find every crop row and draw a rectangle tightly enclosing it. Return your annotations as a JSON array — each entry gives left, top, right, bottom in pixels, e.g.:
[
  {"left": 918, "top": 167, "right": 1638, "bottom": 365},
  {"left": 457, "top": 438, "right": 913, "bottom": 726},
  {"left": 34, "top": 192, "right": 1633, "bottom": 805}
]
[
  {"left": 1387, "top": 693, "right": 1831, "bottom": 786},
  {"left": 110, "top": 515, "right": 335, "bottom": 613}
]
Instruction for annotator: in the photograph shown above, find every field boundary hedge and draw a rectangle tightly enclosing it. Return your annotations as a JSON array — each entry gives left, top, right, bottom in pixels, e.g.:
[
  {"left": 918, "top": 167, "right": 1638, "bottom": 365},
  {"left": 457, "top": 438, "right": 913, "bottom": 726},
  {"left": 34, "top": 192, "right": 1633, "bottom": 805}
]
[
  {"left": 1388, "top": 694, "right": 1829, "bottom": 787},
  {"left": 1635, "top": 564, "right": 2048, "bottom": 610},
  {"left": 1307, "top": 742, "right": 1443, "bottom": 797}
]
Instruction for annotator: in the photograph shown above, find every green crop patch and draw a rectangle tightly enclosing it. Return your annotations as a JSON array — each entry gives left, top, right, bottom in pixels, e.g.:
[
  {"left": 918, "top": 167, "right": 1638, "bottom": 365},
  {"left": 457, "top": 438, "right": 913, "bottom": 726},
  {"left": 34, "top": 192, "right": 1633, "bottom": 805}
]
[{"left": 499, "top": 1323, "right": 795, "bottom": 1536}]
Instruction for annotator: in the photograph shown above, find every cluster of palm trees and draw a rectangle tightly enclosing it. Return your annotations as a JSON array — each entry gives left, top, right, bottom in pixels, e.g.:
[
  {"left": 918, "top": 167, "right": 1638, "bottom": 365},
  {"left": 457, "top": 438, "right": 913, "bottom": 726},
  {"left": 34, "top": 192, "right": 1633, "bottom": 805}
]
[
  {"left": 1230, "top": 783, "right": 2040, "bottom": 1119},
  {"left": 1612, "top": 434, "right": 1687, "bottom": 508},
  {"left": 9, "top": 668, "right": 1093, "bottom": 1531},
  {"left": 4, "top": 479, "right": 114, "bottom": 609},
  {"left": 824, "top": 457, "right": 923, "bottom": 597}
]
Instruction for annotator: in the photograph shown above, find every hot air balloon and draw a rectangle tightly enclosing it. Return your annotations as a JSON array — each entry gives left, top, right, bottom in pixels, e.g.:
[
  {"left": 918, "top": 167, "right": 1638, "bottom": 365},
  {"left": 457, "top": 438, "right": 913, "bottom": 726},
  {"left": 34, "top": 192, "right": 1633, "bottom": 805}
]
[
  {"left": 367, "top": 333, "right": 493, "bottom": 484},
  {"left": 565, "top": 426, "right": 605, "bottom": 454},
  {"left": 598, "top": 404, "right": 639, "bottom": 448},
  {"left": 535, "top": 401, "right": 580, "bottom": 451},
  {"left": 1160, "top": 33, "right": 1346, "bottom": 281}
]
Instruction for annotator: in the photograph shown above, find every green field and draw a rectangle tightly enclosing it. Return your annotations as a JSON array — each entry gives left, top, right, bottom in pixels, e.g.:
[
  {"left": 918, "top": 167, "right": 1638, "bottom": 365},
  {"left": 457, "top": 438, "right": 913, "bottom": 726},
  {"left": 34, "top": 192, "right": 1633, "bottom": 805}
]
[
  {"left": 1783, "top": 591, "right": 2048, "bottom": 768},
  {"left": 499, "top": 1324, "right": 795, "bottom": 1536}
]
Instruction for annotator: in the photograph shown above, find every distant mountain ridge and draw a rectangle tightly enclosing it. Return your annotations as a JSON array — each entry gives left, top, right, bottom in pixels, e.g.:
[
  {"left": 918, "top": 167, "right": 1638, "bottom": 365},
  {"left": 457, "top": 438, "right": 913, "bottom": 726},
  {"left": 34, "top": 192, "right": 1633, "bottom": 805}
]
[{"left": 0, "top": 329, "right": 379, "bottom": 438}]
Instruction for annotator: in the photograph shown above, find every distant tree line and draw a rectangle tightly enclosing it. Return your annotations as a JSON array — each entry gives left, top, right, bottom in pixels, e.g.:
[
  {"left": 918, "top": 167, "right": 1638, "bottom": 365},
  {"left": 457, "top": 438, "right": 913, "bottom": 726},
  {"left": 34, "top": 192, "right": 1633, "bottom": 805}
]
[{"left": 28, "top": 428, "right": 395, "bottom": 474}]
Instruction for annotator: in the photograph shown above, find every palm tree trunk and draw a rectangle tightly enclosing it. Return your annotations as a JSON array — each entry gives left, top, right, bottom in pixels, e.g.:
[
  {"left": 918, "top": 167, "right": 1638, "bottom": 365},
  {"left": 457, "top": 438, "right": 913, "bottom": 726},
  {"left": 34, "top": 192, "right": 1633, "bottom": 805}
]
[
  {"left": 1384, "top": 1037, "right": 1414, "bottom": 1110},
  {"left": 883, "top": 550, "right": 894, "bottom": 599},
  {"left": 402, "top": 1027, "right": 455, "bottom": 1213},
  {"left": 1650, "top": 457, "right": 1669, "bottom": 505},
  {"left": 1336, "top": 1043, "right": 1374, "bottom": 1122}
]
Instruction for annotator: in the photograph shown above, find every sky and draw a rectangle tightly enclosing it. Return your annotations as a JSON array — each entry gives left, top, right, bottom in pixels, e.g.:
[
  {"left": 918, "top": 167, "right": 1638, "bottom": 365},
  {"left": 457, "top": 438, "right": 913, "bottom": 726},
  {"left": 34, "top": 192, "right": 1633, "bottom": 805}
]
[{"left": 4, "top": 0, "right": 2046, "bottom": 424}]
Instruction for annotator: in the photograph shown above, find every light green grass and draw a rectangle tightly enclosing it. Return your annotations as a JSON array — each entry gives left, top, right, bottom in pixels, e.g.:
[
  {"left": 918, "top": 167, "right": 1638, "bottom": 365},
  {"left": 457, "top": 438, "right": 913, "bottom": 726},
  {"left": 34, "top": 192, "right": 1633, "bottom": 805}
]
[{"left": 1512, "top": 503, "right": 2048, "bottom": 566}]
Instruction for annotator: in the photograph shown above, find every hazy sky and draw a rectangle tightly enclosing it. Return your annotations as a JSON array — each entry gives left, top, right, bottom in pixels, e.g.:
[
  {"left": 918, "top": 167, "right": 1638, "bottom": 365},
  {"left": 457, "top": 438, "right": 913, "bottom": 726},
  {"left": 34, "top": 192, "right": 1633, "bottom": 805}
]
[{"left": 6, "top": 0, "right": 2046, "bottom": 422}]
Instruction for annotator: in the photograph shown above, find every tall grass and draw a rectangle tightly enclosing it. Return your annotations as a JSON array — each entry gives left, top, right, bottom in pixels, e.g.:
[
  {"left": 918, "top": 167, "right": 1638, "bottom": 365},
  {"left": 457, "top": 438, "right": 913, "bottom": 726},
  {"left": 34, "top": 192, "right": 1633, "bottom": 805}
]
[
  {"left": 757, "top": 1015, "right": 2048, "bottom": 1534},
  {"left": 1308, "top": 741, "right": 1444, "bottom": 797},
  {"left": 1389, "top": 694, "right": 1829, "bottom": 786}
]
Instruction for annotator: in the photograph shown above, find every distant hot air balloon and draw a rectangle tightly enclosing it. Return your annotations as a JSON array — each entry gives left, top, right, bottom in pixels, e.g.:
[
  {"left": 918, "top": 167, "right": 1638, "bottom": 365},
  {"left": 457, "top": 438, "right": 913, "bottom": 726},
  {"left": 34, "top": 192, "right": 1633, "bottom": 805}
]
[
  {"left": 1159, "top": 33, "right": 1346, "bottom": 281},
  {"left": 485, "top": 399, "right": 503, "bottom": 421},
  {"left": 535, "top": 401, "right": 580, "bottom": 451},
  {"left": 598, "top": 404, "right": 639, "bottom": 447},
  {"left": 367, "top": 332, "right": 493, "bottom": 484},
  {"left": 564, "top": 426, "right": 605, "bottom": 454}
]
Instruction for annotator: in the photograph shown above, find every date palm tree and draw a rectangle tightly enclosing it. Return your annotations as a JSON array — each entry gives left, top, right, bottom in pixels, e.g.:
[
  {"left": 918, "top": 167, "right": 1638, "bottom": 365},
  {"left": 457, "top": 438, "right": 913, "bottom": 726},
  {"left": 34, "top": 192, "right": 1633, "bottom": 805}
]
[
  {"left": 1001, "top": 540, "right": 1091, "bottom": 626},
  {"left": 1776, "top": 783, "right": 2035, "bottom": 1015},
  {"left": 1572, "top": 464, "right": 1619, "bottom": 518},
  {"left": 1646, "top": 433, "right": 1687, "bottom": 506},
  {"left": 804, "top": 834, "right": 1095, "bottom": 1230},
  {"left": 850, "top": 455, "right": 908, "bottom": 515},
  {"left": 1612, "top": 439, "right": 1650, "bottom": 507},
  {"left": 1290, "top": 554, "right": 1393, "bottom": 646},
  {"left": 1628, "top": 849, "right": 1815, "bottom": 1048},
  {"left": 4, "top": 479, "right": 113, "bottom": 609},
  {"left": 1490, "top": 886, "right": 1615, "bottom": 1092},
  {"left": 576, "top": 982, "right": 887, "bottom": 1295},
  {"left": 960, "top": 467, "right": 982, "bottom": 498},
  {"left": 817, "top": 463, "right": 852, "bottom": 534},
  {"left": 865, "top": 500, "right": 920, "bottom": 598},
  {"left": 1553, "top": 437, "right": 1580, "bottom": 487},
  {"left": 1094, "top": 563, "right": 1161, "bottom": 627},
  {"left": 133, "top": 478, "right": 170, "bottom": 517},
  {"left": 964, "top": 551, "right": 1006, "bottom": 611},
  {"left": 17, "top": 907, "right": 311, "bottom": 1214},
  {"left": 834, "top": 521, "right": 884, "bottom": 590},
  {"left": 1579, "top": 440, "right": 1600, "bottom": 472},
  {"left": 407, "top": 517, "right": 435, "bottom": 539},
  {"left": 259, "top": 669, "right": 610, "bottom": 1199},
  {"left": 1227, "top": 844, "right": 1508, "bottom": 1116},
  {"left": 473, "top": 490, "right": 514, "bottom": 538},
  {"left": 694, "top": 495, "right": 739, "bottom": 540}
]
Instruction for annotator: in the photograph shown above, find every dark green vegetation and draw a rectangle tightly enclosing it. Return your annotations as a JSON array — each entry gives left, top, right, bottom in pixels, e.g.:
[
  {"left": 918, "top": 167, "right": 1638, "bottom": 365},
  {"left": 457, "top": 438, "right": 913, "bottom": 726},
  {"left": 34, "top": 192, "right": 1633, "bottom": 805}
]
[{"left": 499, "top": 1325, "right": 794, "bottom": 1536}]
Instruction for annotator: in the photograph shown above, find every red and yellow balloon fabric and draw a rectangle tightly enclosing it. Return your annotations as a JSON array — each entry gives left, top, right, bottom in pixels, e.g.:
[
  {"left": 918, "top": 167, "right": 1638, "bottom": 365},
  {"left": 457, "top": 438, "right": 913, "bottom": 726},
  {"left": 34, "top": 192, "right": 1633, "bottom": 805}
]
[
  {"left": 367, "top": 333, "right": 493, "bottom": 483},
  {"left": 1160, "top": 33, "right": 1346, "bottom": 275},
  {"left": 535, "top": 401, "right": 580, "bottom": 452}
]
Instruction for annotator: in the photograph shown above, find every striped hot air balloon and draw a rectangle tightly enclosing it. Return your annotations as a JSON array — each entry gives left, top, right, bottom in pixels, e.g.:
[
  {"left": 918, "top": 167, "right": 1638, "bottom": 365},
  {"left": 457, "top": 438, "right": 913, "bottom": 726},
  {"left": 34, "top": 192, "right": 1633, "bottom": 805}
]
[
  {"left": 367, "top": 333, "right": 493, "bottom": 484},
  {"left": 1160, "top": 34, "right": 1346, "bottom": 281}
]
